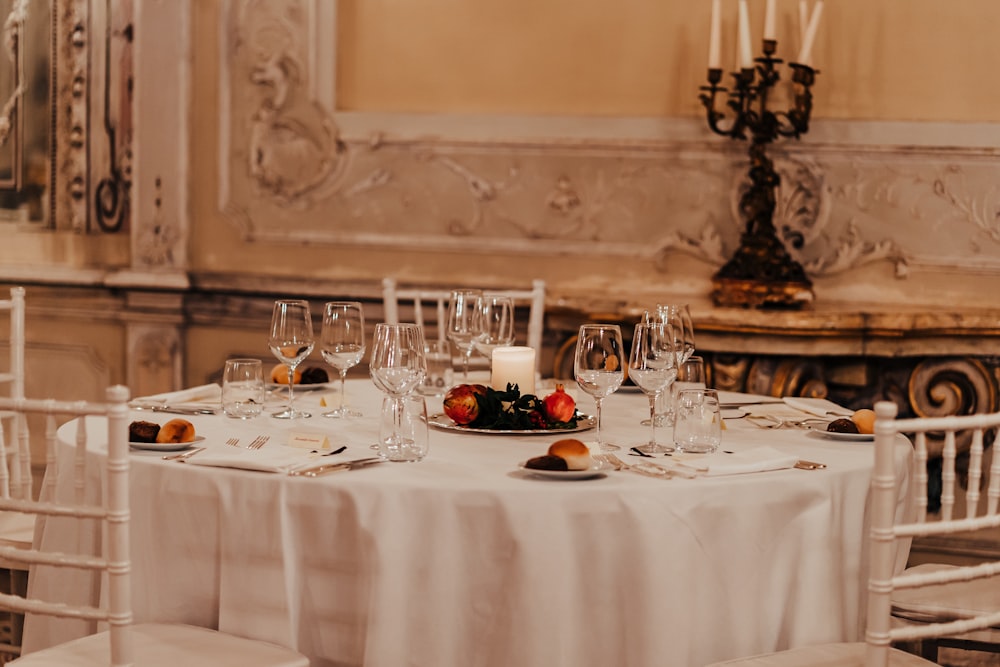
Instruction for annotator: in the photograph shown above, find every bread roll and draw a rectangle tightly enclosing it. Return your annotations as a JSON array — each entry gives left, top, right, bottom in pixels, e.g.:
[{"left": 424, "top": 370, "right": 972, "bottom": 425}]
[
  {"left": 155, "top": 418, "right": 197, "bottom": 444},
  {"left": 548, "top": 438, "right": 593, "bottom": 471},
  {"left": 270, "top": 364, "right": 302, "bottom": 385},
  {"left": 851, "top": 409, "right": 876, "bottom": 435}
]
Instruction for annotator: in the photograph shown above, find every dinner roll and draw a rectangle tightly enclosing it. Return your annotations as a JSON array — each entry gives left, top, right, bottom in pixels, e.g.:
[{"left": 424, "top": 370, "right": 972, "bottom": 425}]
[
  {"left": 851, "top": 409, "right": 876, "bottom": 435},
  {"left": 270, "top": 364, "right": 302, "bottom": 385},
  {"left": 524, "top": 455, "right": 569, "bottom": 471},
  {"left": 548, "top": 438, "right": 593, "bottom": 471},
  {"left": 129, "top": 420, "right": 160, "bottom": 443},
  {"left": 155, "top": 418, "right": 197, "bottom": 444}
]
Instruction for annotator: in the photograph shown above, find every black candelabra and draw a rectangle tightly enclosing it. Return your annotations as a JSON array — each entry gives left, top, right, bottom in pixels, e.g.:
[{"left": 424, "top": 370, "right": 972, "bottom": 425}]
[{"left": 700, "top": 39, "right": 818, "bottom": 309}]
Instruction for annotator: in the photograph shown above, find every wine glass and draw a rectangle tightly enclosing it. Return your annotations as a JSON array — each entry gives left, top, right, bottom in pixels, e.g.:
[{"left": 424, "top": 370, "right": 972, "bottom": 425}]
[
  {"left": 446, "top": 289, "right": 482, "bottom": 381},
  {"left": 472, "top": 295, "right": 515, "bottom": 363},
  {"left": 574, "top": 324, "right": 625, "bottom": 452},
  {"left": 629, "top": 321, "right": 679, "bottom": 454},
  {"left": 319, "top": 301, "right": 365, "bottom": 418},
  {"left": 369, "top": 323, "right": 427, "bottom": 451},
  {"left": 657, "top": 303, "right": 695, "bottom": 362},
  {"left": 268, "top": 299, "right": 315, "bottom": 419}
]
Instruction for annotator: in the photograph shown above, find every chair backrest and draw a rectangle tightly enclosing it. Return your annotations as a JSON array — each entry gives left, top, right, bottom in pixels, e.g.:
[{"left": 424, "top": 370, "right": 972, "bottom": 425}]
[
  {"left": 0, "top": 287, "right": 29, "bottom": 501},
  {"left": 0, "top": 386, "right": 132, "bottom": 665},
  {"left": 382, "top": 278, "right": 547, "bottom": 371},
  {"left": 867, "top": 401, "right": 1000, "bottom": 666},
  {"left": 381, "top": 278, "right": 453, "bottom": 342}
]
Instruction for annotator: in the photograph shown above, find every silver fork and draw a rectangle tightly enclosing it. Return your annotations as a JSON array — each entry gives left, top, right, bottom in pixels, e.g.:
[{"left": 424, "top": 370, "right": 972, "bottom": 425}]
[
  {"left": 248, "top": 435, "right": 269, "bottom": 450},
  {"left": 225, "top": 437, "right": 240, "bottom": 447},
  {"left": 162, "top": 447, "right": 206, "bottom": 461},
  {"left": 602, "top": 453, "right": 673, "bottom": 479}
]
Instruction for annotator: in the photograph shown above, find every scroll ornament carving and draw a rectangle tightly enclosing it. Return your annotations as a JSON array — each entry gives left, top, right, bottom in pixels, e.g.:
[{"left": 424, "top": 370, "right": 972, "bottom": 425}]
[
  {"left": 907, "top": 357, "right": 997, "bottom": 456},
  {"left": 0, "top": 0, "right": 26, "bottom": 147}
]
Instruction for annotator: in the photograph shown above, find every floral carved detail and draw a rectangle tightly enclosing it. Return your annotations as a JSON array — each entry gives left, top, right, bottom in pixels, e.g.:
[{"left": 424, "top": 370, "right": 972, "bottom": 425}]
[
  {"left": 238, "top": 1, "right": 347, "bottom": 206},
  {"left": 135, "top": 178, "right": 178, "bottom": 267}
]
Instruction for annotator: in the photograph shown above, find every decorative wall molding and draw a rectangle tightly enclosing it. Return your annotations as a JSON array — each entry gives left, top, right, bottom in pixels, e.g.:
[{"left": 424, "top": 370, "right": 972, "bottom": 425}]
[{"left": 216, "top": 0, "right": 1000, "bottom": 287}]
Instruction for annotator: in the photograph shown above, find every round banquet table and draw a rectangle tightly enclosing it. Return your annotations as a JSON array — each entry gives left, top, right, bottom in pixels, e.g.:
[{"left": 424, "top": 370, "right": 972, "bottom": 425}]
[{"left": 23, "top": 379, "right": 914, "bottom": 667}]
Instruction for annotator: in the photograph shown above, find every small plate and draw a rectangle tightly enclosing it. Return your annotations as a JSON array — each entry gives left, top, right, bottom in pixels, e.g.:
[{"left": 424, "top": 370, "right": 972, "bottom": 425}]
[
  {"left": 129, "top": 435, "right": 206, "bottom": 452},
  {"left": 266, "top": 382, "right": 335, "bottom": 393},
  {"left": 518, "top": 459, "right": 614, "bottom": 480},
  {"left": 808, "top": 428, "right": 874, "bottom": 442},
  {"left": 428, "top": 413, "right": 596, "bottom": 435}
]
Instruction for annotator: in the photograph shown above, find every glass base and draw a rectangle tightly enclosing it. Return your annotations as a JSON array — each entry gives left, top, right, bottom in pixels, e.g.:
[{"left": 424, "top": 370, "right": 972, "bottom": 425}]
[
  {"left": 632, "top": 442, "right": 674, "bottom": 454},
  {"left": 322, "top": 406, "right": 363, "bottom": 418},
  {"left": 271, "top": 408, "right": 312, "bottom": 419},
  {"left": 594, "top": 442, "right": 620, "bottom": 452}
]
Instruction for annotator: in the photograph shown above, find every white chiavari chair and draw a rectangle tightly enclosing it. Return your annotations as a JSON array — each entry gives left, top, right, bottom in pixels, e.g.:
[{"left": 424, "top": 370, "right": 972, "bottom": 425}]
[
  {"left": 381, "top": 278, "right": 546, "bottom": 372},
  {"left": 2, "top": 385, "right": 310, "bottom": 667},
  {"left": 707, "top": 401, "right": 1000, "bottom": 667}
]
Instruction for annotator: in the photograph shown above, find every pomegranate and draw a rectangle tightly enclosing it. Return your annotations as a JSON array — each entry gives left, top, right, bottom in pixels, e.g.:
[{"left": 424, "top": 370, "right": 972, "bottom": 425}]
[
  {"left": 542, "top": 384, "right": 576, "bottom": 423},
  {"left": 443, "top": 384, "right": 487, "bottom": 425}
]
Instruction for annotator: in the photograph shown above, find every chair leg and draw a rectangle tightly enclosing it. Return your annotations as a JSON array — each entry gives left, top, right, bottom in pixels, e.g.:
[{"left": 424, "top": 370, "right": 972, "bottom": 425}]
[{"left": 919, "top": 638, "right": 939, "bottom": 663}]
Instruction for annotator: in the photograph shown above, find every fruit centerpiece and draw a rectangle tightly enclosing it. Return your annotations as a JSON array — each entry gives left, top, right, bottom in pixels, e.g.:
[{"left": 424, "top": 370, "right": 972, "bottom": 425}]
[{"left": 443, "top": 383, "right": 581, "bottom": 431}]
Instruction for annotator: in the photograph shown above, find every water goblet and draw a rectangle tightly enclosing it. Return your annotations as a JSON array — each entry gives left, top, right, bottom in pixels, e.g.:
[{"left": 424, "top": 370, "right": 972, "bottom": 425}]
[
  {"left": 378, "top": 394, "right": 430, "bottom": 462},
  {"left": 446, "top": 289, "right": 482, "bottom": 381},
  {"left": 369, "top": 323, "right": 427, "bottom": 451},
  {"left": 673, "top": 388, "right": 722, "bottom": 454},
  {"left": 268, "top": 299, "right": 314, "bottom": 419},
  {"left": 574, "top": 324, "right": 625, "bottom": 452},
  {"left": 472, "top": 294, "right": 515, "bottom": 363},
  {"left": 319, "top": 301, "right": 365, "bottom": 418},
  {"left": 628, "top": 322, "right": 679, "bottom": 454},
  {"left": 222, "top": 358, "right": 264, "bottom": 420}
]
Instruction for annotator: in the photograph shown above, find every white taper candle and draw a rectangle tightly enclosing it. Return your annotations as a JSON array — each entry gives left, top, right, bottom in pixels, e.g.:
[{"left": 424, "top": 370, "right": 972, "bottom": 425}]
[
  {"left": 764, "top": 0, "right": 776, "bottom": 41},
  {"left": 737, "top": 0, "right": 753, "bottom": 69},
  {"left": 796, "top": 0, "right": 824, "bottom": 66},
  {"left": 709, "top": 0, "right": 722, "bottom": 69}
]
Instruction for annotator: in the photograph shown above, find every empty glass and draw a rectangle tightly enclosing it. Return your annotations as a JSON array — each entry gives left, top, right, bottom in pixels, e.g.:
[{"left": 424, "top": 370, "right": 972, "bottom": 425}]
[
  {"left": 628, "top": 322, "right": 679, "bottom": 454},
  {"left": 378, "top": 394, "right": 430, "bottom": 462},
  {"left": 419, "top": 339, "right": 454, "bottom": 396},
  {"left": 472, "top": 295, "right": 515, "bottom": 362},
  {"left": 672, "top": 355, "right": 706, "bottom": 415},
  {"left": 574, "top": 324, "right": 625, "bottom": 452},
  {"left": 673, "top": 388, "right": 722, "bottom": 454},
  {"left": 320, "top": 301, "right": 366, "bottom": 418},
  {"left": 222, "top": 358, "right": 264, "bottom": 419},
  {"left": 446, "top": 289, "right": 482, "bottom": 381},
  {"left": 369, "top": 323, "right": 427, "bottom": 450},
  {"left": 268, "top": 299, "right": 315, "bottom": 419}
]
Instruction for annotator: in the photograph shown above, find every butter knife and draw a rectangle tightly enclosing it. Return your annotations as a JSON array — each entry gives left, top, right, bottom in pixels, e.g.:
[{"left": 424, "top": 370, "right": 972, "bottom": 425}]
[
  {"left": 287, "top": 457, "right": 384, "bottom": 477},
  {"left": 132, "top": 404, "right": 219, "bottom": 415}
]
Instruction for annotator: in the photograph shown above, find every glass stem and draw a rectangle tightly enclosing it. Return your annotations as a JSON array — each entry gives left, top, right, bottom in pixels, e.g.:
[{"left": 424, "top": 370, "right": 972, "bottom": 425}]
[
  {"left": 286, "top": 364, "right": 295, "bottom": 412},
  {"left": 595, "top": 397, "right": 604, "bottom": 449},
  {"left": 648, "top": 393, "right": 658, "bottom": 445},
  {"left": 462, "top": 349, "right": 471, "bottom": 381},
  {"left": 339, "top": 369, "right": 347, "bottom": 410}
]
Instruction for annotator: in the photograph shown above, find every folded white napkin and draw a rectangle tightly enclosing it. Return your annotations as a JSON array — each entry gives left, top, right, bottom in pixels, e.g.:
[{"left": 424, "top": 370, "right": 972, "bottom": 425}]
[
  {"left": 705, "top": 446, "right": 799, "bottom": 476},
  {"left": 187, "top": 446, "right": 311, "bottom": 473},
  {"left": 782, "top": 396, "right": 852, "bottom": 417},
  {"left": 134, "top": 383, "right": 222, "bottom": 405}
]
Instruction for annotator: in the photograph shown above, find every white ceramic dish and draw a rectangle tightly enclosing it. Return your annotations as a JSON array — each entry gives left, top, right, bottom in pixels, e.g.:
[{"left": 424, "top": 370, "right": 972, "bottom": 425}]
[
  {"left": 808, "top": 428, "right": 874, "bottom": 442},
  {"left": 129, "top": 435, "right": 206, "bottom": 452},
  {"left": 517, "top": 459, "right": 614, "bottom": 480},
  {"left": 428, "top": 413, "right": 596, "bottom": 435}
]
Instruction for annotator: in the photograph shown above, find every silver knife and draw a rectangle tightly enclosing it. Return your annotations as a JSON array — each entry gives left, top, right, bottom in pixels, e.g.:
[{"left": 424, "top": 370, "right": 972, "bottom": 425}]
[
  {"left": 287, "top": 457, "right": 384, "bottom": 477},
  {"left": 131, "top": 404, "right": 219, "bottom": 415}
]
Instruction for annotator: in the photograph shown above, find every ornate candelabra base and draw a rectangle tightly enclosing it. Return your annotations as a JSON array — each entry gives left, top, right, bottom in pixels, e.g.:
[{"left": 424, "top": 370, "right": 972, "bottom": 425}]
[{"left": 710, "top": 221, "right": 815, "bottom": 309}]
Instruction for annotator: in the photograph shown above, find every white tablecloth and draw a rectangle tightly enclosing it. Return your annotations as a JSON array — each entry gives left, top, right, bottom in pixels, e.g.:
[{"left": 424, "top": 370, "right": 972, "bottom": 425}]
[{"left": 23, "top": 381, "right": 914, "bottom": 667}]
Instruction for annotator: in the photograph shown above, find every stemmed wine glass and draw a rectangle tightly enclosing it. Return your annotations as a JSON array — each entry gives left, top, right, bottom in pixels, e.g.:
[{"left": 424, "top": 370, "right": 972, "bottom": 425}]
[
  {"left": 472, "top": 295, "right": 515, "bottom": 364},
  {"left": 446, "top": 289, "right": 482, "bottom": 381},
  {"left": 574, "top": 324, "right": 625, "bottom": 452},
  {"left": 629, "top": 321, "right": 679, "bottom": 454},
  {"left": 319, "top": 301, "right": 365, "bottom": 418},
  {"left": 369, "top": 323, "right": 427, "bottom": 450},
  {"left": 646, "top": 303, "right": 696, "bottom": 426},
  {"left": 268, "top": 299, "right": 315, "bottom": 419}
]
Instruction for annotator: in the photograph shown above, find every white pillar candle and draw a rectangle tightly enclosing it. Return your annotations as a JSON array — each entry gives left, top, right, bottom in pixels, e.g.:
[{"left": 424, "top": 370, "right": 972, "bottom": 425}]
[
  {"left": 764, "top": 0, "right": 776, "bottom": 41},
  {"left": 491, "top": 346, "right": 536, "bottom": 396},
  {"left": 708, "top": 0, "right": 722, "bottom": 69},
  {"left": 797, "top": 0, "right": 823, "bottom": 66},
  {"left": 798, "top": 0, "right": 809, "bottom": 41},
  {"left": 737, "top": 0, "right": 753, "bottom": 69}
]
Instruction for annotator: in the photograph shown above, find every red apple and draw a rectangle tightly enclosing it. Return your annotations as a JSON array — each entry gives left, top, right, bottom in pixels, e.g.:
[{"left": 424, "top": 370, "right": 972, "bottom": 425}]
[{"left": 443, "top": 384, "right": 487, "bottom": 425}]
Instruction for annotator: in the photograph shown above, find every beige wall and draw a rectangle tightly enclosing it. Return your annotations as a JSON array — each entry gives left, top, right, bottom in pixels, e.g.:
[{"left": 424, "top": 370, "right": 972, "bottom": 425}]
[{"left": 335, "top": 0, "right": 1000, "bottom": 122}]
